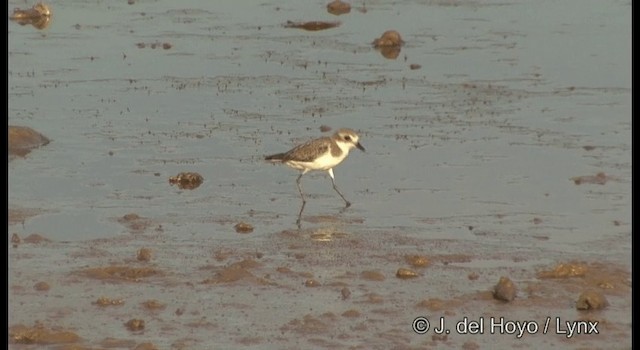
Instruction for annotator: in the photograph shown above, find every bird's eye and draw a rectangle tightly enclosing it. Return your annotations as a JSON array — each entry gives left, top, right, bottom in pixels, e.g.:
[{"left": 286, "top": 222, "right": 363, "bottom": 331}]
[{"left": 344, "top": 135, "right": 352, "bottom": 141}]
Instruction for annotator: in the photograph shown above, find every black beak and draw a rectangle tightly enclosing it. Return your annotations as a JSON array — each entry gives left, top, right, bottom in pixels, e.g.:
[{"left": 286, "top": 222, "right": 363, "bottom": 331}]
[{"left": 356, "top": 142, "right": 365, "bottom": 152}]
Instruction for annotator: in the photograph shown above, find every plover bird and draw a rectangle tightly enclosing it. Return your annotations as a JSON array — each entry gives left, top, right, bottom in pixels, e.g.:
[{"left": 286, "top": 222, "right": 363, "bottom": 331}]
[{"left": 265, "top": 128, "right": 365, "bottom": 222}]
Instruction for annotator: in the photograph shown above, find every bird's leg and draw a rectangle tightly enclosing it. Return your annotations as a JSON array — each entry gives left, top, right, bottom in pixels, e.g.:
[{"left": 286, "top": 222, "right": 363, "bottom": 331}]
[
  {"left": 296, "top": 173, "right": 307, "bottom": 225},
  {"left": 328, "top": 169, "right": 351, "bottom": 207}
]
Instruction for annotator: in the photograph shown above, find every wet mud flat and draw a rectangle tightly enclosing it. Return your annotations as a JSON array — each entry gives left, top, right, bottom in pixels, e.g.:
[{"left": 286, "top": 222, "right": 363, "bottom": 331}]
[
  {"left": 8, "top": 218, "right": 632, "bottom": 349},
  {"left": 9, "top": 0, "right": 630, "bottom": 348}
]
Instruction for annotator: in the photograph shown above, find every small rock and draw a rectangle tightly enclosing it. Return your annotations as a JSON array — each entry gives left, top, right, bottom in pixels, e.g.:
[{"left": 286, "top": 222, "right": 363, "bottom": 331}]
[
  {"left": 33, "top": 281, "right": 50, "bottom": 291},
  {"left": 234, "top": 222, "right": 254, "bottom": 234},
  {"left": 137, "top": 248, "right": 152, "bottom": 262},
  {"left": 169, "top": 172, "right": 203, "bottom": 190},
  {"left": 396, "top": 268, "right": 419, "bottom": 279},
  {"left": 326, "top": 0, "right": 351, "bottom": 15},
  {"left": 405, "top": 255, "right": 430, "bottom": 268},
  {"left": 493, "top": 276, "right": 517, "bottom": 302},
  {"left": 125, "top": 319, "right": 145, "bottom": 331},
  {"left": 94, "top": 297, "right": 125, "bottom": 307},
  {"left": 576, "top": 290, "right": 608, "bottom": 310},
  {"left": 9, "top": 3, "right": 52, "bottom": 30},
  {"left": 341, "top": 287, "right": 351, "bottom": 300},
  {"left": 304, "top": 279, "right": 320, "bottom": 287},
  {"left": 372, "top": 30, "right": 404, "bottom": 47}
]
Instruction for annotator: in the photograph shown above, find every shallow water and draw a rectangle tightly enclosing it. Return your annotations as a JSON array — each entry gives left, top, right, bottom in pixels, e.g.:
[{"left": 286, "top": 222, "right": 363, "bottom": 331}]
[{"left": 9, "top": 0, "right": 631, "bottom": 348}]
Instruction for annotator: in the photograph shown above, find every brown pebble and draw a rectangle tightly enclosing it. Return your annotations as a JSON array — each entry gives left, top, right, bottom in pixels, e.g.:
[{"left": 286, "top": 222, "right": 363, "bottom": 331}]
[
  {"left": 125, "top": 319, "right": 145, "bottom": 331},
  {"left": 405, "top": 255, "right": 430, "bottom": 268},
  {"left": 396, "top": 268, "right": 419, "bottom": 279},
  {"left": 372, "top": 30, "right": 404, "bottom": 47},
  {"left": 94, "top": 296, "right": 125, "bottom": 307},
  {"left": 234, "top": 222, "right": 254, "bottom": 233},
  {"left": 576, "top": 290, "right": 608, "bottom": 310},
  {"left": 304, "top": 279, "right": 320, "bottom": 287},
  {"left": 162, "top": 42, "right": 172, "bottom": 50},
  {"left": 10, "top": 3, "right": 51, "bottom": 20},
  {"left": 326, "top": 0, "right": 351, "bottom": 15},
  {"left": 320, "top": 125, "right": 332, "bottom": 132},
  {"left": 341, "top": 287, "right": 351, "bottom": 300},
  {"left": 33, "top": 281, "right": 50, "bottom": 291},
  {"left": 468, "top": 272, "right": 479, "bottom": 280},
  {"left": 409, "top": 63, "right": 421, "bottom": 70},
  {"left": 377, "top": 46, "right": 402, "bottom": 59},
  {"left": 137, "top": 248, "right": 152, "bottom": 262},
  {"left": 493, "top": 276, "right": 517, "bottom": 302},
  {"left": 169, "top": 172, "right": 203, "bottom": 189}
]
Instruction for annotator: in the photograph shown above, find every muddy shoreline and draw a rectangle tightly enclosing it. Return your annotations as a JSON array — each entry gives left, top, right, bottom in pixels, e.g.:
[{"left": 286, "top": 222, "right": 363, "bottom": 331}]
[{"left": 9, "top": 0, "right": 630, "bottom": 348}]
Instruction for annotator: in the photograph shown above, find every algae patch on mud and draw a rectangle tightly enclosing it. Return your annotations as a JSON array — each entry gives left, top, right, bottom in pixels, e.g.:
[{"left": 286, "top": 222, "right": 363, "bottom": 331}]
[
  {"left": 77, "top": 266, "right": 163, "bottom": 282},
  {"left": 9, "top": 323, "right": 80, "bottom": 345}
]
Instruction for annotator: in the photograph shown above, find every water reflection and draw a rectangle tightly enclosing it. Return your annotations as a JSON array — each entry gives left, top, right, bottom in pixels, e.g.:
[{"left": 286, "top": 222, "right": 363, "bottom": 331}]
[{"left": 309, "top": 226, "right": 349, "bottom": 242}]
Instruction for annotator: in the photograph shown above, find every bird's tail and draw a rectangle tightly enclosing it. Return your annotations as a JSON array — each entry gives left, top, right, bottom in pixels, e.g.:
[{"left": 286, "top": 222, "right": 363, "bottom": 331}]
[{"left": 265, "top": 153, "right": 286, "bottom": 162}]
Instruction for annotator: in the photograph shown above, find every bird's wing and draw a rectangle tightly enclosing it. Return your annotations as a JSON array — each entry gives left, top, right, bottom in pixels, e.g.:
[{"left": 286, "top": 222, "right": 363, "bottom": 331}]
[{"left": 282, "top": 138, "right": 329, "bottom": 162}]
